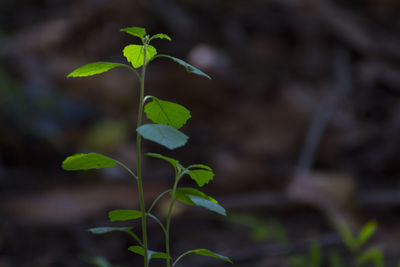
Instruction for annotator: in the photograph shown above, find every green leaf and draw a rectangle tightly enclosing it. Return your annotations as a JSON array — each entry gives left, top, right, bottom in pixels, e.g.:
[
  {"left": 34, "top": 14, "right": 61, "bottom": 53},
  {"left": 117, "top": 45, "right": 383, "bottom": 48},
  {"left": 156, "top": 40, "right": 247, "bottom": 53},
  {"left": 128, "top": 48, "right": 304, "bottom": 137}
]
[
  {"left": 337, "top": 223, "right": 358, "bottom": 252},
  {"left": 137, "top": 124, "right": 188, "bottom": 150},
  {"left": 187, "top": 169, "right": 214, "bottom": 187},
  {"left": 356, "top": 248, "right": 384, "bottom": 267},
  {"left": 174, "top": 188, "right": 218, "bottom": 205},
  {"left": 120, "top": 27, "right": 146, "bottom": 39},
  {"left": 358, "top": 220, "right": 377, "bottom": 246},
  {"left": 184, "top": 249, "right": 232, "bottom": 264},
  {"left": 188, "top": 164, "right": 212, "bottom": 171},
  {"left": 144, "top": 96, "right": 191, "bottom": 129},
  {"left": 159, "top": 55, "right": 211, "bottom": 79},
  {"left": 88, "top": 226, "right": 131, "bottom": 234},
  {"left": 108, "top": 209, "right": 142, "bottom": 222},
  {"left": 151, "top": 33, "right": 171, "bottom": 41},
  {"left": 309, "top": 243, "right": 322, "bottom": 267},
  {"left": 128, "top": 246, "right": 169, "bottom": 261},
  {"left": 145, "top": 153, "right": 179, "bottom": 169},
  {"left": 62, "top": 153, "right": 117, "bottom": 171},
  {"left": 188, "top": 195, "right": 226, "bottom": 216},
  {"left": 227, "top": 214, "right": 288, "bottom": 243},
  {"left": 123, "top": 44, "right": 157, "bottom": 68},
  {"left": 328, "top": 250, "right": 343, "bottom": 267},
  {"left": 88, "top": 226, "right": 142, "bottom": 245},
  {"left": 67, "top": 62, "right": 130, "bottom": 77}
]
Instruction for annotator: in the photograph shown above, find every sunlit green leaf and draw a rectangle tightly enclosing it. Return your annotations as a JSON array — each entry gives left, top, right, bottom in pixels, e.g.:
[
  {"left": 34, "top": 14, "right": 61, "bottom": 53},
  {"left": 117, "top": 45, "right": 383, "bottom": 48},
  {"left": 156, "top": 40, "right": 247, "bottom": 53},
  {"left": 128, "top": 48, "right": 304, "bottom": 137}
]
[
  {"left": 121, "top": 27, "right": 146, "bottom": 39},
  {"left": 128, "top": 246, "right": 169, "bottom": 261},
  {"left": 88, "top": 226, "right": 132, "bottom": 234},
  {"left": 62, "top": 153, "right": 117, "bottom": 171},
  {"left": 67, "top": 62, "right": 130, "bottom": 77},
  {"left": 108, "top": 209, "right": 142, "bottom": 222},
  {"left": 174, "top": 188, "right": 218, "bottom": 206},
  {"left": 144, "top": 96, "right": 191, "bottom": 129},
  {"left": 158, "top": 55, "right": 211, "bottom": 79},
  {"left": 137, "top": 124, "right": 188, "bottom": 150},
  {"left": 188, "top": 195, "right": 226, "bottom": 216},
  {"left": 145, "top": 153, "right": 179, "bottom": 169},
  {"left": 123, "top": 44, "right": 157, "bottom": 68},
  {"left": 187, "top": 169, "right": 214, "bottom": 187},
  {"left": 358, "top": 220, "right": 377, "bottom": 245},
  {"left": 151, "top": 33, "right": 171, "bottom": 41}
]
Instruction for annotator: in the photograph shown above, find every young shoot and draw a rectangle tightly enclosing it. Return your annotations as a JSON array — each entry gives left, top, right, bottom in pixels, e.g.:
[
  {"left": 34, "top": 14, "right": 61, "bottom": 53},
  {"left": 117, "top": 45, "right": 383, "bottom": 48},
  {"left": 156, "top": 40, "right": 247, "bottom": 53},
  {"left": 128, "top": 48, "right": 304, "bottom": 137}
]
[{"left": 62, "top": 26, "right": 231, "bottom": 267}]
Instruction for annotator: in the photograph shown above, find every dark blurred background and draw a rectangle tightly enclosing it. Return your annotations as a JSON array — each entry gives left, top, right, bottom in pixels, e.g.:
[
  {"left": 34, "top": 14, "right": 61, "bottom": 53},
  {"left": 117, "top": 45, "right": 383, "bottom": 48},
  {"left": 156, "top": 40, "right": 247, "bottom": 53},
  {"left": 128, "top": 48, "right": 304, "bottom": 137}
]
[{"left": 1, "top": 0, "right": 400, "bottom": 266}]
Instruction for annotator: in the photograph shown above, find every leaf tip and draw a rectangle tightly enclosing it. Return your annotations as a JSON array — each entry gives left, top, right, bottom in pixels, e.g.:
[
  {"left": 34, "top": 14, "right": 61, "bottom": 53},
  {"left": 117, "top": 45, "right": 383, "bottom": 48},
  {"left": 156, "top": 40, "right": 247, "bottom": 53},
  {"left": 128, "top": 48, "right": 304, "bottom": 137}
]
[
  {"left": 120, "top": 26, "right": 147, "bottom": 39},
  {"left": 66, "top": 72, "right": 75, "bottom": 78}
]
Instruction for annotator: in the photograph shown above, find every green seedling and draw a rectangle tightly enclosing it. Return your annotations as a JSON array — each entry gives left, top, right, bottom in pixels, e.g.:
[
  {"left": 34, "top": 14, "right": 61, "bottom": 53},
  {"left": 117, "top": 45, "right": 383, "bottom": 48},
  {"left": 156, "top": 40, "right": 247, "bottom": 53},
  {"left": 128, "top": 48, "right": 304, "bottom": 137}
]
[
  {"left": 227, "top": 213, "right": 288, "bottom": 243},
  {"left": 289, "top": 242, "right": 322, "bottom": 267},
  {"left": 62, "top": 26, "right": 231, "bottom": 267},
  {"left": 337, "top": 220, "right": 377, "bottom": 253},
  {"left": 356, "top": 248, "right": 384, "bottom": 267},
  {"left": 328, "top": 250, "right": 344, "bottom": 267},
  {"left": 287, "top": 221, "right": 388, "bottom": 267},
  {"left": 337, "top": 220, "right": 385, "bottom": 267}
]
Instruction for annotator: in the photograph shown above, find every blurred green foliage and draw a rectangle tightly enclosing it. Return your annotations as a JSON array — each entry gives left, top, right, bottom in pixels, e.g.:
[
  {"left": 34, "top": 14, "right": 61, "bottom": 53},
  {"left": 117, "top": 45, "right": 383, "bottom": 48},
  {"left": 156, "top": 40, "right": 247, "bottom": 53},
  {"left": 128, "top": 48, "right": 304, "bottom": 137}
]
[{"left": 227, "top": 213, "right": 288, "bottom": 243}]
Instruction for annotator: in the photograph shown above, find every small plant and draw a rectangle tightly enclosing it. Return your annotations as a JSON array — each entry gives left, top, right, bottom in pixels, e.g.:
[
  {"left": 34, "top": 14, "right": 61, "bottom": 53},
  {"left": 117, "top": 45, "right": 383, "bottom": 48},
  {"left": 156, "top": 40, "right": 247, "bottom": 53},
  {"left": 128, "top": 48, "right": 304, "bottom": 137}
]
[
  {"left": 289, "top": 242, "right": 322, "bottom": 267},
  {"left": 287, "top": 221, "right": 388, "bottom": 267},
  {"left": 62, "top": 27, "right": 232, "bottom": 267},
  {"left": 327, "top": 250, "right": 344, "bottom": 267},
  {"left": 337, "top": 220, "right": 384, "bottom": 267},
  {"left": 227, "top": 213, "right": 288, "bottom": 243}
]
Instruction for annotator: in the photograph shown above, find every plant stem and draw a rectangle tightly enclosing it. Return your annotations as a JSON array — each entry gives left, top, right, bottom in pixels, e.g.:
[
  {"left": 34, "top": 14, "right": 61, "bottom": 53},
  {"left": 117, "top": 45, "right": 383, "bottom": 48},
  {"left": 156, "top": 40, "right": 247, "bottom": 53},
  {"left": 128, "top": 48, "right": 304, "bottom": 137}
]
[
  {"left": 147, "top": 189, "right": 172, "bottom": 214},
  {"left": 172, "top": 250, "right": 193, "bottom": 267},
  {"left": 165, "top": 171, "right": 183, "bottom": 267},
  {"left": 137, "top": 44, "right": 149, "bottom": 267},
  {"left": 147, "top": 213, "right": 167, "bottom": 234}
]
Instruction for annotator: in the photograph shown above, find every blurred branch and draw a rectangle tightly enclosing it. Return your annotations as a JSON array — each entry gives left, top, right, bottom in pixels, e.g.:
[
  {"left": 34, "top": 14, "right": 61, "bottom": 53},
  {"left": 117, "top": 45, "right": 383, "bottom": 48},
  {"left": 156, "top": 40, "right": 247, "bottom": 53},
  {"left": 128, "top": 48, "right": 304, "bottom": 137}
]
[{"left": 294, "top": 48, "right": 352, "bottom": 179}]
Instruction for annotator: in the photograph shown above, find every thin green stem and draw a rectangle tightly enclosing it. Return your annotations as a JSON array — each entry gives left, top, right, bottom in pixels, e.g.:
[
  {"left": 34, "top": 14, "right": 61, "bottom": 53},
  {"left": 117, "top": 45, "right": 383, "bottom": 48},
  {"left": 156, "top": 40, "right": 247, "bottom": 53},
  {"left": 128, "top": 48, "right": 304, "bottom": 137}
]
[
  {"left": 143, "top": 95, "right": 153, "bottom": 104},
  {"left": 126, "top": 65, "right": 141, "bottom": 81},
  {"left": 165, "top": 198, "right": 177, "bottom": 267},
  {"left": 115, "top": 161, "right": 138, "bottom": 180},
  {"left": 136, "top": 43, "right": 149, "bottom": 267},
  {"left": 147, "top": 213, "right": 167, "bottom": 234},
  {"left": 154, "top": 54, "right": 170, "bottom": 60},
  {"left": 172, "top": 250, "right": 194, "bottom": 267},
  {"left": 126, "top": 229, "right": 143, "bottom": 246},
  {"left": 147, "top": 189, "right": 172, "bottom": 214},
  {"left": 165, "top": 170, "right": 185, "bottom": 267},
  {"left": 131, "top": 68, "right": 142, "bottom": 81}
]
